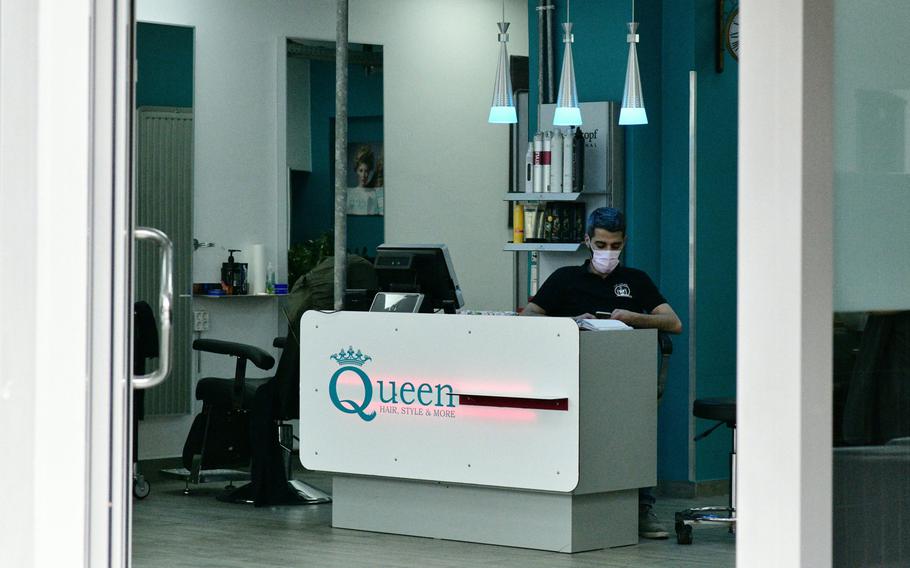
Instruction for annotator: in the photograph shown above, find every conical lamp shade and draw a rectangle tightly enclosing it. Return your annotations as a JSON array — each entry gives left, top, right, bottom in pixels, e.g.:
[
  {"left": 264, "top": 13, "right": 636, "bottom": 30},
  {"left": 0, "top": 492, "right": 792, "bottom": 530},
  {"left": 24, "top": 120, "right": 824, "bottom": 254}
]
[
  {"left": 619, "top": 22, "right": 647, "bottom": 125},
  {"left": 554, "top": 22, "right": 582, "bottom": 126},
  {"left": 489, "top": 22, "right": 517, "bottom": 124}
]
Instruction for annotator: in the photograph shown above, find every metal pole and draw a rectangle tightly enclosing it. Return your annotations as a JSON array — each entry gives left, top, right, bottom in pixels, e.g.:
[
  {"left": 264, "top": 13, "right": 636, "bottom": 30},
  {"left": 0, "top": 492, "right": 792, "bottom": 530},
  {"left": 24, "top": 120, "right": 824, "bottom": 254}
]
[
  {"left": 537, "top": 0, "right": 544, "bottom": 110},
  {"left": 334, "top": 0, "right": 349, "bottom": 309},
  {"left": 545, "top": 0, "right": 554, "bottom": 104}
]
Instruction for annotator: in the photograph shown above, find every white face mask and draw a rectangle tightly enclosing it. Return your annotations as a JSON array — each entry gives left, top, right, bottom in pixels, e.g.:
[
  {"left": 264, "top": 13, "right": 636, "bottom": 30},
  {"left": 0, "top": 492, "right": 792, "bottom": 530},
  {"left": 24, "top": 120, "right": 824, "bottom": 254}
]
[{"left": 590, "top": 248, "right": 621, "bottom": 274}]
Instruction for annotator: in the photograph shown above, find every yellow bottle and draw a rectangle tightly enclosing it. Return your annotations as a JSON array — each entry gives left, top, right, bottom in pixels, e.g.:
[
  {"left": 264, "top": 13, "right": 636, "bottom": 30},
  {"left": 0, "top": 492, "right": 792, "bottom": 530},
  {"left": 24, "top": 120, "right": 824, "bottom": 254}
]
[{"left": 513, "top": 203, "right": 525, "bottom": 243}]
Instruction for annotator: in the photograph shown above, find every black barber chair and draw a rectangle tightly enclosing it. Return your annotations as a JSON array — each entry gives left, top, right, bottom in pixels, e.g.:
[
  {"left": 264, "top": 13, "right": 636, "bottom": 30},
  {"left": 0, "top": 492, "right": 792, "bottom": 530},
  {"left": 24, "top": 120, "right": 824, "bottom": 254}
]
[
  {"left": 247, "top": 334, "right": 331, "bottom": 506},
  {"left": 172, "top": 334, "right": 330, "bottom": 505},
  {"left": 132, "top": 301, "right": 159, "bottom": 499},
  {"left": 165, "top": 339, "right": 275, "bottom": 494},
  {"left": 674, "top": 397, "right": 737, "bottom": 544}
]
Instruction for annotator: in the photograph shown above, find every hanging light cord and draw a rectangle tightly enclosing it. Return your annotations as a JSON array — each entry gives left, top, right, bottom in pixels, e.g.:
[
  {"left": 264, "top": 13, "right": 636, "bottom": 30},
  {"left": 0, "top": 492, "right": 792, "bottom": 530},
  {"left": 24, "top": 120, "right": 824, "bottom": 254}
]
[
  {"left": 567, "top": 0, "right": 571, "bottom": 24},
  {"left": 502, "top": 0, "right": 505, "bottom": 23}
]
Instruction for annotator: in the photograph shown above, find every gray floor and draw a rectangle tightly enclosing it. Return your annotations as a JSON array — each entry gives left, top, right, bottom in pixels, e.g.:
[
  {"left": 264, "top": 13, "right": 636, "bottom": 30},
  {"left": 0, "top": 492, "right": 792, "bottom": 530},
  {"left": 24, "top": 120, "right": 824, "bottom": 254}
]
[{"left": 132, "top": 472, "right": 734, "bottom": 568}]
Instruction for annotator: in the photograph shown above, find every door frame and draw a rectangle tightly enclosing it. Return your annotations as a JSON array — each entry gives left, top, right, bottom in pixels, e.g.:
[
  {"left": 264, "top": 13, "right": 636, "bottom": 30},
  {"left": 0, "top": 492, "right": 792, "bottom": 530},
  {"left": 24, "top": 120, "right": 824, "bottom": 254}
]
[
  {"left": 737, "top": 0, "right": 834, "bottom": 566},
  {"left": 1, "top": 0, "right": 133, "bottom": 565}
]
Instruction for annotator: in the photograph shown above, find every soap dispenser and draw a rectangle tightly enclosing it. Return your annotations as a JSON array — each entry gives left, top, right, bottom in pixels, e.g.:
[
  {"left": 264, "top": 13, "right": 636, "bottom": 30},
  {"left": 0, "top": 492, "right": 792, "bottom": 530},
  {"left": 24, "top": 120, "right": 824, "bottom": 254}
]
[{"left": 220, "top": 249, "right": 248, "bottom": 295}]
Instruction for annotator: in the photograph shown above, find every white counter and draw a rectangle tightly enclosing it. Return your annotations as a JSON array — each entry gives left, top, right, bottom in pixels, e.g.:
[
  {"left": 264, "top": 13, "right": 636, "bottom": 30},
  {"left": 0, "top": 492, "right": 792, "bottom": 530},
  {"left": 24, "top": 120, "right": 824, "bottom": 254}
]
[{"left": 299, "top": 312, "right": 657, "bottom": 552}]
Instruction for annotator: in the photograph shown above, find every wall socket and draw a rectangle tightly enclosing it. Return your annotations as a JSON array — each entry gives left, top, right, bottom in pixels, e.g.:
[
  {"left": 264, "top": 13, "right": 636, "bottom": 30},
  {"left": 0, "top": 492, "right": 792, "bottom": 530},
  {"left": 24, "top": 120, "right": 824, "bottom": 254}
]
[{"left": 193, "top": 310, "right": 209, "bottom": 332}]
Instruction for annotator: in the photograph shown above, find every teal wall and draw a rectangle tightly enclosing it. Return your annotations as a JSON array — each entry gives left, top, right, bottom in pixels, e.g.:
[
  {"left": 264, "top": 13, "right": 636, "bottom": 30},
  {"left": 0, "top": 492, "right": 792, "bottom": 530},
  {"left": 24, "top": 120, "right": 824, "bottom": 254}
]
[
  {"left": 136, "top": 23, "right": 194, "bottom": 108},
  {"left": 290, "top": 60, "right": 384, "bottom": 256},
  {"left": 692, "top": 1, "right": 738, "bottom": 482},
  {"left": 528, "top": 0, "right": 737, "bottom": 483}
]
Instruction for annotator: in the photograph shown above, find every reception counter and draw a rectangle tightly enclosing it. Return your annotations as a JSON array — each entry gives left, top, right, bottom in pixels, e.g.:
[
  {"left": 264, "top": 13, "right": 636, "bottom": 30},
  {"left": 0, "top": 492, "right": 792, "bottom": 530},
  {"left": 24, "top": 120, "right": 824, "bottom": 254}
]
[{"left": 299, "top": 311, "right": 657, "bottom": 553}]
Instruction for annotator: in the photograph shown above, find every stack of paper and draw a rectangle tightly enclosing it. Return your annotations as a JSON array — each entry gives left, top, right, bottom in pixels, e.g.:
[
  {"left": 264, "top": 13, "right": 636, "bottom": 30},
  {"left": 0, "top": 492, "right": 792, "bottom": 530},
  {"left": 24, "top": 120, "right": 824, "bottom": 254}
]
[{"left": 577, "top": 318, "right": 632, "bottom": 331}]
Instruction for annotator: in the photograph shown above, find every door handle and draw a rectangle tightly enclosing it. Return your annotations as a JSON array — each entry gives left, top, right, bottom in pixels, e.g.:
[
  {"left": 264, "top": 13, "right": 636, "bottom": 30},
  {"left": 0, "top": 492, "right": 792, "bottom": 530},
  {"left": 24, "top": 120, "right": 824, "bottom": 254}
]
[{"left": 133, "top": 227, "right": 174, "bottom": 389}]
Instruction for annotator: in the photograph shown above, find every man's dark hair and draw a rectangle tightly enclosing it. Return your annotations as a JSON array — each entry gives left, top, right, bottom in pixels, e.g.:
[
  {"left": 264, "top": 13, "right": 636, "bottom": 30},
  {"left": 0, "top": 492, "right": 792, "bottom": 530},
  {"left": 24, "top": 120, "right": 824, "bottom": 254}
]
[{"left": 585, "top": 207, "right": 626, "bottom": 238}]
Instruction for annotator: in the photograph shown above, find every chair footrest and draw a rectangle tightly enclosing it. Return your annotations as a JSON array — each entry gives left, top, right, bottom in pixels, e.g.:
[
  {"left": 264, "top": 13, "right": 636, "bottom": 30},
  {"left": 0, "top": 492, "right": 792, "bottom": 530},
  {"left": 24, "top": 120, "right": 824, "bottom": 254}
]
[
  {"left": 289, "top": 479, "right": 332, "bottom": 504},
  {"left": 160, "top": 467, "right": 250, "bottom": 484},
  {"left": 675, "top": 506, "right": 736, "bottom": 526}
]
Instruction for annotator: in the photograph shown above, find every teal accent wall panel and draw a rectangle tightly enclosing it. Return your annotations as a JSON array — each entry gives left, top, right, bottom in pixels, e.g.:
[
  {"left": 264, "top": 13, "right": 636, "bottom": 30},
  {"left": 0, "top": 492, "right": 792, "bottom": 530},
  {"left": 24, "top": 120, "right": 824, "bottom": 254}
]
[
  {"left": 692, "top": 0, "right": 738, "bottom": 482},
  {"left": 136, "top": 23, "right": 194, "bottom": 108},
  {"left": 528, "top": 0, "right": 737, "bottom": 483},
  {"left": 657, "top": 0, "right": 695, "bottom": 484}
]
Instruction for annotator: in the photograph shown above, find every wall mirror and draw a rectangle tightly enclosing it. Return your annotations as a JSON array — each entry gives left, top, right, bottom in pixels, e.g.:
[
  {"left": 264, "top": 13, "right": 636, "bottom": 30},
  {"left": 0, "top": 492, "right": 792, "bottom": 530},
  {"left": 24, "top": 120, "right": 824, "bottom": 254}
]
[
  {"left": 135, "top": 22, "right": 195, "bottom": 417},
  {"left": 283, "top": 38, "right": 384, "bottom": 286}
]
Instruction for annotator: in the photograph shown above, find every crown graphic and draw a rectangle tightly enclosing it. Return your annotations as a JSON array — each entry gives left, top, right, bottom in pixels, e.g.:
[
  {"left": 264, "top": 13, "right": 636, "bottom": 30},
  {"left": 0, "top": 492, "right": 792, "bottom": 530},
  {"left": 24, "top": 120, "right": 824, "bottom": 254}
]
[{"left": 330, "top": 346, "right": 372, "bottom": 366}]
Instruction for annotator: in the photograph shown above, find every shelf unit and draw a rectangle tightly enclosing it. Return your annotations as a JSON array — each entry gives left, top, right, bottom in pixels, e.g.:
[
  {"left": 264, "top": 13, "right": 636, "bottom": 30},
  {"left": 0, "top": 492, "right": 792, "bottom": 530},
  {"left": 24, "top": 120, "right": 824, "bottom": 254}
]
[
  {"left": 504, "top": 243, "right": 583, "bottom": 252},
  {"left": 503, "top": 191, "right": 606, "bottom": 202},
  {"left": 188, "top": 293, "right": 288, "bottom": 299},
  {"left": 507, "top": 102, "right": 625, "bottom": 311}
]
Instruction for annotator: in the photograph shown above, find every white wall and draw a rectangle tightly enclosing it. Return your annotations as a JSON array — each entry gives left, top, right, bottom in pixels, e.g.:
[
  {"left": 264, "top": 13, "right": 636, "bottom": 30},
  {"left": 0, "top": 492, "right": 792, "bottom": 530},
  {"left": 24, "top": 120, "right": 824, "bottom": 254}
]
[{"left": 136, "top": 0, "right": 528, "bottom": 458}]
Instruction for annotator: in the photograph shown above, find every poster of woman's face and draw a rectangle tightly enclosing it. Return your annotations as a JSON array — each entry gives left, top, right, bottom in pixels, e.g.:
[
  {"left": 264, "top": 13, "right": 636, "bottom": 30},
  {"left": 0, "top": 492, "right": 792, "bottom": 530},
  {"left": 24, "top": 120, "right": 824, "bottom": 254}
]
[{"left": 347, "top": 142, "right": 384, "bottom": 216}]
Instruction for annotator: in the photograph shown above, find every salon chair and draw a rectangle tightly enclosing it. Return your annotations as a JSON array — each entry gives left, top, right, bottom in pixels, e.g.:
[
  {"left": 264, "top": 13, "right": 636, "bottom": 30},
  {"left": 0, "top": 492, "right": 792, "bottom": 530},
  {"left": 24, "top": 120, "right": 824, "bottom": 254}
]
[
  {"left": 674, "top": 397, "right": 737, "bottom": 544},
  {"left": 168, "top": 256, "right": 378, "bottom": 502},
  {"left": 244, "top": 333, "right": 332, "bottom": 506},
  {"left": 163, "top": 339, "right": 275, "bottom": 494}
]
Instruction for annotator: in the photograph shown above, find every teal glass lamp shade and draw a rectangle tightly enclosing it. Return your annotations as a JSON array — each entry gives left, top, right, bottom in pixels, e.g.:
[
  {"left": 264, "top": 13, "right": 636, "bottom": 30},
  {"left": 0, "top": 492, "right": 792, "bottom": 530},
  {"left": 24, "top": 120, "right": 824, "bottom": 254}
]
[
  {"left": 489, "top": 106, "right": 518, "bottom": 123},
  {"left": 553, "top": 106, "right": 582, "bottom": 126},
  {"left": 619, "top": 22, "right": 648, "bottom": 126},
  {"left": 489, "top": 22, "right": 516, "bottom": 124},
  {"left": 554, "top": 22, "right": 582, "bottom": 126}
]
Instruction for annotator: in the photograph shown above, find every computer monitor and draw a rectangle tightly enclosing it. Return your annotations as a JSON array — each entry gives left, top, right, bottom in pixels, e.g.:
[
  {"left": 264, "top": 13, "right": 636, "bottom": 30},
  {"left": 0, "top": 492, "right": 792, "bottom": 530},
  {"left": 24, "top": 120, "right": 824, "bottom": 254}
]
[
  {"left": 369, "top": 292, "right": 425, "bottom": 313},
  {"left": 373, "top": 244, "right": 465, "bottom": 314},
  {"left": 343, "top": 289, "right": 378, "bottom": 312}
]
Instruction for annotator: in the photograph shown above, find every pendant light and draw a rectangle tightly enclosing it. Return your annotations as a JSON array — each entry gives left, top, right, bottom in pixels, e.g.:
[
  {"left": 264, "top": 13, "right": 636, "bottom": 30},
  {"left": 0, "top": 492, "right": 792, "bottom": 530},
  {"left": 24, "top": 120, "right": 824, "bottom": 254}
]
[
  {"left": 553, "top": 0, "right": 582, "bottom": 126},
  {"left": 488, "top": 0, "right": 517, "bottom": 124},
  {"left": 619, "top": 0, "right": 647, "bottom": 125}
]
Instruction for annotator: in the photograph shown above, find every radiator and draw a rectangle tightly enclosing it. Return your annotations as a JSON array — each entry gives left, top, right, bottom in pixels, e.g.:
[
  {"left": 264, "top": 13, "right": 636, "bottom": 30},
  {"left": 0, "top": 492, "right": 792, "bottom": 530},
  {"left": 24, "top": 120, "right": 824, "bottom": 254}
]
[{"left": 136, "top": 107, "right": 193, "bottom": 416}]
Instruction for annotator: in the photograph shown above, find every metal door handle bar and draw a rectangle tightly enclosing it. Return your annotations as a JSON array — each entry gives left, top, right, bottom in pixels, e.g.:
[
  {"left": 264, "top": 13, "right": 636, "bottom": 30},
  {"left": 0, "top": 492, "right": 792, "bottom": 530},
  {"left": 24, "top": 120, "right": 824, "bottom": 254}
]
[{"left": 133, "top": 227, "right": 174, "bottom": 389}]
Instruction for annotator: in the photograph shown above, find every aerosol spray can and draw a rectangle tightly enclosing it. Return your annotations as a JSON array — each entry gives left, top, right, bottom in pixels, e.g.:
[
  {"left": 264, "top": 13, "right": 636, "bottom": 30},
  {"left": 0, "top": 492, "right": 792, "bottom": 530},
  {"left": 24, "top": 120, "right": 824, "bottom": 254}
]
[
  {"left": 532, "top": 133, "right": 544, "bottom": 193},
  {"left": 572, "top": 126, "right": 585, "bottom": 192},
  {"left": 541, "top": 132, "right": 552, "bottom": 193},
  {"left": 562, "top": 127, "right": 574, "bottom": 193},
  {"left": 550, "top": 129, "right": 563, "bottom": 193}
]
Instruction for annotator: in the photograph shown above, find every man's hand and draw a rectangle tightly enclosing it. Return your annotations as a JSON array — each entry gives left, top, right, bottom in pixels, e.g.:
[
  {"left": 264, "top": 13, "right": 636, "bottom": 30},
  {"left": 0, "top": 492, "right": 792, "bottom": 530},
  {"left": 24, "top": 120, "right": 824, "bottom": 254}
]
[
  {"left": 610, "top": 305, "right": 683, "bottom": 333},
  {"left": 573, "top": 313, "right": 595, "bottom": 323},
  {"left": 609, "top": 309, "right": 638, "bottom": 326}
]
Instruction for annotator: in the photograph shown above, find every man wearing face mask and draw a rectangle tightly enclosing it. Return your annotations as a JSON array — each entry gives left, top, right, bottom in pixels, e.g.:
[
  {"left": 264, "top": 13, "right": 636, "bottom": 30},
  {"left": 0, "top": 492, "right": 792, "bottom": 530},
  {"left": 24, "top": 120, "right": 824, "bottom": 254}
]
[
  {"left": 521, "top": 206, "right": 682, "bottom": 538},
  {"left": 522, "top": 207, "right": 681, "bottom": 332}
]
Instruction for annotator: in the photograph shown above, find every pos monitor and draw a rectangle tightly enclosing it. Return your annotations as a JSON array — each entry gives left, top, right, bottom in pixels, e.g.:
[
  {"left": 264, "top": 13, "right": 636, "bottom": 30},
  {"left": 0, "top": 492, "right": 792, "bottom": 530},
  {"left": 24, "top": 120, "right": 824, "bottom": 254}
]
[{"left": 373, "top": 244, "right": 465, "bottom": 314}]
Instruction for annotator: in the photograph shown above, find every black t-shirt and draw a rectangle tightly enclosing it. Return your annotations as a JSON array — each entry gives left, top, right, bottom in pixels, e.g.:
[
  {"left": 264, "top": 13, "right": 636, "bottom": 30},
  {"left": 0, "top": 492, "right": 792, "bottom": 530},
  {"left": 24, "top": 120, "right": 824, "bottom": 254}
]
[{"left": 531, "top": 261, "right": 667, "bottom": 318}]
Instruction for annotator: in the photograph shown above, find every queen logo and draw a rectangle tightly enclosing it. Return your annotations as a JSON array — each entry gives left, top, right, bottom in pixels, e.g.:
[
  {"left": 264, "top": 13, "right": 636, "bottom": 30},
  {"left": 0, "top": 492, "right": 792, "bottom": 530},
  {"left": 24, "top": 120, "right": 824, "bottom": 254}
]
[{"left": 328, "top": 346, "right": 376, "bottom": 422}]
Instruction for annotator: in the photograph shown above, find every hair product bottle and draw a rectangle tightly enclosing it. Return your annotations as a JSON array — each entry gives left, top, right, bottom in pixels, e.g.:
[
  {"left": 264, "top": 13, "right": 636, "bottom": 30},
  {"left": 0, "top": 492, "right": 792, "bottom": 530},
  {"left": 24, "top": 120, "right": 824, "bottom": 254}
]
[
  {"left": 562, "top": 127, "right": 574, "bottom": 193},
  {"left": 524, "top": 142, "right": 533, "bottom": 192},
  {"left": 523, "top": 203, "right": 539, "bottom": 242},
  {"left": 532, "top": 133, "right": 543, "bottom": 193},
  {"left": 550, "top": 129, "right": 563, "bottom": 192},
  {"left": 541, "top": 132, "right": 552, "bottom": 192},
  {"left": 512, "top": 203, "right": 525, "bottom": 243},
  {"left": 572, "top": 126, "right": 585, "bottom": 192}
]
